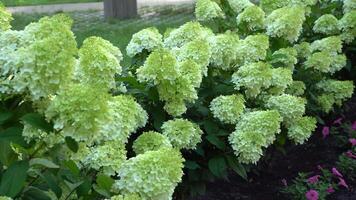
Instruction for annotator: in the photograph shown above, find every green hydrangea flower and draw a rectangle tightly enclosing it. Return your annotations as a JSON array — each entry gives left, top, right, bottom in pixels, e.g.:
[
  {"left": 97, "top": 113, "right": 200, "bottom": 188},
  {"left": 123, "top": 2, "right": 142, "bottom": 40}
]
[
  {"left": 110, "top": 194, "right": 141, "bottom": 200},
  {"left": 261, "top": 0, "right": 317, "bottom": 13},
  {"left": 285, "top": 81, "right": 306, "bottom": 96},
  {"left": 304, "top": 51, "right": 333, "bottom": 73},
  {"left": 227, "top": 0, "right": 254, "bottom": 14},
  {"left": 162, "top": 119, "right": 203, "bottom": 150},
  {"left": 269, "top": 68, "right": 293, "bottom": 95},
  {"left": 316, "top": 80, "right": 354, "bottom": 112},
  {"left": 209, "top": 32, "right": 240, "bottom": 70},
  {"left": 164, "top": 21, "right": 214, "bottom": 49},
  {"left": 126, "top": 27, "right": 163, "bottom": 57},
  {"left": 232, "top": 62, "right": 273, "bottom": 98},
  {"left": 22, "top": 123, "right": 63, "bottom": 149},
  {"left": 113, "top": 148, "right": 184, "bottom": 199},
  {"left": 338, "top": 10, "right": 356, "bottom": 43},
  {"left": 229, "top": 110, "right": 282, "bottom": 164},
  {"left": 0, "top": 3, "right": 13, "bottom": 31},
  {"left": 210, "top": 94, "right": 245, "bottom": 124},
  {"left": 236, "top": 34, "right": 269, "bottom": 66},
  {"left": 0, "top": 196, "right": 12, "bottom": 200},
  {"left": 176, "top": 39, "right": 212, "bottom": 76},
  {"left": 133, "top": 131, "right": 172, "bottom": 155},
  {"left": 293, "top": 42, "right": 312, "bottom": 59},
  {"left": 310, "top": 36, "right": 342, "bottom": 54},
  {"left": 313, "top": 14, "right": 339, "bottom": 35},
  {"left": 287, "top": 116, "right": 317, "bottom": 144},
  {"left": 343, "top": 0, "right": 356, "bottom": 13},
  {"left": 265, "top": 6, "right": 306, "bottom": 42},
  {"left": 98, "top": 95, "right": 148, "bottom": 143},
  {"left": 78, "top": 36, "right": 122, "bottom": 91},
  {"left": 271, "top": 47, "right": 298, "bottom": 69},
  {"left": 195, "top": 0, "right": 225, "bottom": 21},
  {"left": 266, "top": 94, "right": 306, "bottom": 124},
  {"left": 45, "top": 84, "right": 110, "bottom": 143},
  {"left": 236, "top": 5, "right": 265, "bottom": 31}
]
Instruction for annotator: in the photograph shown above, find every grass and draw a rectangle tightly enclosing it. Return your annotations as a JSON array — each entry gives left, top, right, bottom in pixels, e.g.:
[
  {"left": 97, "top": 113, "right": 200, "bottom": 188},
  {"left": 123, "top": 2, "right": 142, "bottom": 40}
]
[
  {"left": 11, "top": 5, "right": 194, "bottom": 66},
  {"left": 2, "top": 0, "right": 101, "bottom": 7}
]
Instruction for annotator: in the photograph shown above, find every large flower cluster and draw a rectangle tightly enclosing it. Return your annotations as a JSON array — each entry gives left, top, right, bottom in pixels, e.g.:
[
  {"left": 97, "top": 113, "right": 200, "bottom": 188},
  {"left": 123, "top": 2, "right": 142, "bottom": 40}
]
[
  {"left": 236, "top": 5, "right": 265, "bottom": 31},
  {"left": 126, "top": 27, "right": 163, "bottom": 57},
  {"left": 162, "top": 119, "right": 203, "bottom": 150},
  {"left": 210, "top": 94, "right": 245, "bottom": 124},
  {"left": 235, "top": 34, "right": 269, "bottom": 65},
  {"left": 229, "top": 110, "right": 282, "bottom": 164},
  {"left": 338, "top": 10, "right": 356, "bottom": 43},
  {"left": 113, "top": 148, "right": 184, "bottom": 199},
  {"left": 110, "top": 194, "right": 141, "bottom": 200},
  {"left": 0, "top": 197, "right": 12, "bottom": 200},
  {"left": 0, "top": 3, "right": 12, "bottom": 31},
  {"left": 287, "top": 116, "right": 317, "bottom": 144},
  {"left": 313, "top": 14, "right": 339, "bottom": 35},
  {"left": 133, "top": 131, "right": 172, "bottom": 155},
  {"left": 195, "top": 0, "right": 225, "bottom": 21}
]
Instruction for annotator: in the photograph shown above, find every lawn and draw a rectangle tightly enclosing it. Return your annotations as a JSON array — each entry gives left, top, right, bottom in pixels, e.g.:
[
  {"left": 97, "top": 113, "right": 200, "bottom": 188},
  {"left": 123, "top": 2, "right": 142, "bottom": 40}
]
[
  {"left": 11, "top": 5, "right": 194, "bottom": 66},
  {"left": 2, "top": 0, "right": 101, "bottom": 7}
]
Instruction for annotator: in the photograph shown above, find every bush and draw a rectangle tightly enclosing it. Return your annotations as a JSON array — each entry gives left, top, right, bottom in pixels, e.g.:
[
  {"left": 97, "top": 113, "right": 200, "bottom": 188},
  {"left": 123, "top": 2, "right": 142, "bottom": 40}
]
[{"left": 0, "top": 0, "right": 355, "bottom": 199}]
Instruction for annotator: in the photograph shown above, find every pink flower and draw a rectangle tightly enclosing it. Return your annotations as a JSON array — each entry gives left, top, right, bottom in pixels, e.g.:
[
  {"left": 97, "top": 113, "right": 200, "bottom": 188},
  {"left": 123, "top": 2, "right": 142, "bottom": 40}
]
[
  {"left": 281, "top": 178, "right": 287, "bottom": 186},
  {"left": 349, "top": 138, "right": 356, "bottom": 146},
  {"left": 308, "top": 175, "right": 320, "bottom": 184},
  {"left": 338, "top": 177, "right": 349, "bottom": 189},
  {"left": 322, "top": 126, "right": 330, "bottom": 138},
  {"left": 352, "top": 121, "right": 356, "bottom": 130},
  {"left": 305, "top": 189, "right": 319, "bottom": 200},
  {"left": 345, "top": 151, "right": 356, "bottom": 159},
  {"left": 332, "top": 167, "right": 343, "bottom": 177},
  {"left": 333, "top": 118, "right": 342, "bottom": 125},
  {"left": 326, "top": 186, "right": 335, "bottom": 194}
]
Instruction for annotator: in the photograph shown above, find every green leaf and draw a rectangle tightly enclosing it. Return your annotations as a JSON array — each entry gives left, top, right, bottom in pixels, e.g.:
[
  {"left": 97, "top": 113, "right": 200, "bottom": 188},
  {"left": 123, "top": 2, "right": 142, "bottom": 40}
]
[
  {"left": 203, "top": 120, "right": 219, "bottom": 135},
  {"left": 65, "top": 137, "right": 78, "bottom": 153},
  {"left": 0, "top": 141, "right": 17, "bottom": 166},
  {"left": 208, "top": 157, "right": 227, "bottom": 178},
  {"left": 96, "top": 174, "right": 114, "bottom": 192},
  {"left": 0, "top": 111, "right": 13, "bottom": 125},
  {"left": 21, "top": 113, "right": 53, "bottom": 133},
  {"left": 22, "top": 187, "right": 51, "bottom": 200},
  {"left": 0, "top": 160, "right": 29, "bottom": 197},
  {"left": 63, "top": 160, "right": 80, "bottom": 176},
  {"left": 206, "top": 135, "right": 226, "bottom": 150},
  {"left": 76, "top": 179, "right": 91, "bottom": 197},
  {"left": 0, "top": 127, "right": 26, "bottom": 146},
  {"left": 225, "top": 155, "right": 247, "bottom": 180},
  {"left": 185, "top": 160, "right": 200, "bottom": 170},
  {"left": 41, "top": 171, "right": 62, "bottom": 198},
  {"left": 151, "top": 107, "right": 166, "bottom": 131},
  {"left": 30, "top": 158, "right": 59, "bottom": 169}
]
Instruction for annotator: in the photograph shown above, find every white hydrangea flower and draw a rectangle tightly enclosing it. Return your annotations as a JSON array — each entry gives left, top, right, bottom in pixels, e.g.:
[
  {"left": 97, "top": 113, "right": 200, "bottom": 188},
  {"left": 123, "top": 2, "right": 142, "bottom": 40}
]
[
  {"left": 227, "top": 0, "right": 254, "bottom": 14},
  {"left": 126, "top": 27, "right": 163, "bottom": 57},
  {"left": 236, "top": 5, "right": 266, "bottom": 31},
  {"left": 313, "top": 14, "right": 339, "bottom": 35},
  {"left": 343, "top": 0, "right": 356, "bottom": 13},
  {"left": 195, "top": 0, "right": 225, "bottom": 22},
  {"left": 287, "top": 116, "right": 317, "bottom": 144},
  {"left": 210, "top": 94, "right": 245, "bottom": 124}
]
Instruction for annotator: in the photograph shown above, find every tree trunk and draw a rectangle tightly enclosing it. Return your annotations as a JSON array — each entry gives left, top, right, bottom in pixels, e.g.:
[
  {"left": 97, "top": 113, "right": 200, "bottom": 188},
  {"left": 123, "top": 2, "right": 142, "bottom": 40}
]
[{"left": 104, "top": 0, "right": 138, "bottom": 19}]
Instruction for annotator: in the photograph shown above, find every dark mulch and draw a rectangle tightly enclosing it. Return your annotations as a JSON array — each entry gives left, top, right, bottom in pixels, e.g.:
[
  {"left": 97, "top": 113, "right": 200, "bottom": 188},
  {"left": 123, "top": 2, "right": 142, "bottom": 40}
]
[{"left": 191, "top": 95, "right": 356, "bottom": 200}]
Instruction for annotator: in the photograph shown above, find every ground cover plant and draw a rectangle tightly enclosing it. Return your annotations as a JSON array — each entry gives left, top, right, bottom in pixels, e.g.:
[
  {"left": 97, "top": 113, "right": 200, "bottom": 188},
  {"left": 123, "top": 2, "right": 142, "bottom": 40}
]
[{"left": 0, "top": 0, "right": 355, "bottom": 200}]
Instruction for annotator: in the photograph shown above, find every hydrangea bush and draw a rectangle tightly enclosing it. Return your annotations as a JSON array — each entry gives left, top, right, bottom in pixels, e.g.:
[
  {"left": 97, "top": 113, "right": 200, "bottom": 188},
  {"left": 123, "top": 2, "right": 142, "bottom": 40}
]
[{"left": 0, "top": 0, "right": 355, "bottom": 199}]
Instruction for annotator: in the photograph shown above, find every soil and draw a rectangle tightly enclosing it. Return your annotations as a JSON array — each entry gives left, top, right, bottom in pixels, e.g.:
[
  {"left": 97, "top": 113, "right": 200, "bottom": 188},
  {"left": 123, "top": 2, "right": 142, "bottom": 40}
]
[{"left": 191, "top": 95, "right": 356, "bottom": 200}]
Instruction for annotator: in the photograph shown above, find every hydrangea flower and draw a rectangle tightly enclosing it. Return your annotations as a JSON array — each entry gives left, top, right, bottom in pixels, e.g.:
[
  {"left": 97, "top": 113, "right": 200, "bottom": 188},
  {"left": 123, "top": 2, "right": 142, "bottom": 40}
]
[
  {"left": 310, "top": 36, "right": 342, "bottom": 54},
  {"left": 232, "top": 62, "right": 272, "bottom": 98},
  {"left": 316, "top": 80, "right": 354, "bottom": 112},
  {"left": 236, "top": 5, "right": 265, "bottom": 31},
  {"left": 227, "top": 0, "right": 254, "bottom": 14},
  {"left": 260, "top": 0, "right": 289, "bottom": 14},
  {"left": 304, "top": 51, "right": 333, "bottom": 73},
  {"left": 0, "top": 3, "right": 12, "bottom": 31},
  {"left": 265, "top": 6, "right": 306, "bottom": 42},
  {"left": 110, "top": 194, "right": 141, "bottom": 200},
  {"left": 45, "top": 84, "right": 108, "bottom": 143},
  {"left": 132, "top": 131, "right": 172, "bottom": 155},
  {"left": 269, "top": 68, "right": 293, "bottom": 95},
  {"left": 162, "top": 119, "right": 203, "bottom": 150},
  {"left": 164, "top": 21, "right": 214, "bottom": 49},
  {"left": 77, "top": 36, "right": 122, "bottom": 91},
  {"left": 22, "top": 123, "right": 63, "bottom": 151},
  {"left": 236, "top": 34, "right": 269, "bottom": 65},
  {"left": 209, "top": 32, "right": 240, "bottom": 70},
  {"left": 195, "top": 0, "right": 225, "bottom": 22},
  {"left": 271, "top": 47, "right": 298, "bottom": 69},
  {"left": 176, "top": 39, "right": 212, "bottom": 76},
  {"left": 113, "top": 148, "right": 184, "bottom": 199},
  {"left": 287, "top": 116, "right": 317, "bottom": 144},
  {"left": 343, "top": 0, "right": 356, "bottom": 13},
  {"left": 0, "top": 197, "right": 12, "bottom": 200},
  {"left": 313, "top": 14, "right": 339, "bottom": 35},
  {"left": 266, "top": 94, "right": 306, "bottom": 124},
  {"left": 293, "top": 42, "right": 312, "bottom": 59},
  {"left": 84, "top": 140, "right": 127, "bottom": 175},
  {"left": 126, "top": 27, "right": 163, "bottom": 57},
  {"left": 285, "top": 81, "right": 306, "bottom": 96},
  {"left": 338, "top": 10, "right": 356, "bottom": 43},
  {"left": 210, "top": 94, "right": 245, "bottom": 124},
  {"left": 229, "top": 110, "right": 282, "bottom": 164}
]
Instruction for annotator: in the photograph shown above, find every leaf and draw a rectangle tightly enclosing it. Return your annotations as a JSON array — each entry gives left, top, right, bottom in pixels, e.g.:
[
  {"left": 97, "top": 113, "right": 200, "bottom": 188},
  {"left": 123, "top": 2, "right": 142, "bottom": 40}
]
[
  {"left": 206, "top": 135, "right": 226, "bottom": 150},
  {"left": 65, "top": 137, "right": 79, "bottom": 153},
  {"left": 64, "top": 180, "right": 84, "bottom": 191},
  {"left": 225, "top": 155, "right": 247, "bottom": 180},
  {"left": 41, "top": 171, "right": 62, "bottom": 198},
  {"left": 30, "top": 158, "right": 59, "bottom": 169},
  {"left": 0, "top": 127, "right": 26, "bottom": 146},
  {"left": 208, "top": 157, "right": 227, "bottom": 178},
  {"left": 22, "top": 187, "right": 51, "bottom": 200},
  {"left": 190, "top": 182, "right": 206, "bottom": 196},
  {"left": 185, "top": 160, "right": 200, "bottom": 170},
  {"left": 63, "top": 160, "right": 80, "bottom": 176},
  {"left": 151, "top": 107, "right": 166, "bottom": 131},
  {"left": 76, "top": 179, "right": 91, "bottom": 197},
  {"left": 0, "top": 160, "right": 29, "bottom": 197},
  {"left": 0, "top": 141, "right": 17, "bottom": 166},
  {"left": 0, "top": 111, "right": 13, "bottom": 125},
  {"left": 203, "top": 120, "right": 219, "bottom": 135},
  {"left": 21, "top": 113, "right": 53, "bottom": 133},
  {"left": 96, "top": 174, "right": 114, "bottom": 192}
]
